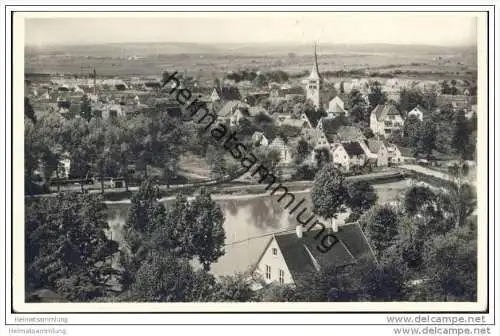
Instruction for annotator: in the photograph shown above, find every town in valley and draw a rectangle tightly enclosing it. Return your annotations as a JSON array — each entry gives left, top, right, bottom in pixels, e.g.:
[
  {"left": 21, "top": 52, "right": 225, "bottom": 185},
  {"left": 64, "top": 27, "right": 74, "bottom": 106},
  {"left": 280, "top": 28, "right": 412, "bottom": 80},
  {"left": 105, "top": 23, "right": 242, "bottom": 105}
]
[{"left": 24, "top": 18, "right": 478, "bottom": 304}]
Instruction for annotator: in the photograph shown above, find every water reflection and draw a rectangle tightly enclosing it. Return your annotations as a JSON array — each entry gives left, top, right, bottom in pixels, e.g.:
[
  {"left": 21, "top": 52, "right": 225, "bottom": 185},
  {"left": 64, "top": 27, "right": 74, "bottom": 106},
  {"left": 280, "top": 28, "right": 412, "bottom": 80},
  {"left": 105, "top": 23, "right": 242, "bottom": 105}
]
[{"left": 105, "top": 179, "right": 412, "bottom": 277}]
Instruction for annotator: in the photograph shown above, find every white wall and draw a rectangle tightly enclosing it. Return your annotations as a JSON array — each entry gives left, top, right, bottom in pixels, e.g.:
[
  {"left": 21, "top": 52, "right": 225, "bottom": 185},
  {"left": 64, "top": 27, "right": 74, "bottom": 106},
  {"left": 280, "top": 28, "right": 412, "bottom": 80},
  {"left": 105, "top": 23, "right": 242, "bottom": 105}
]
[{"left": 255, "top": 238, "right": 295, "bottom": 285}]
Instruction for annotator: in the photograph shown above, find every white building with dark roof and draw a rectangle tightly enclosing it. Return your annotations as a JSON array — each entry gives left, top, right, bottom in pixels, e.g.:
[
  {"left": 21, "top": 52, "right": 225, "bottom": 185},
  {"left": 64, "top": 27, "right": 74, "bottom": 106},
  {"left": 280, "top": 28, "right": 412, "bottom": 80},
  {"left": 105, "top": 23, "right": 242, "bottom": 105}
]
[
  {"left": 370, "top": 103, "right": 405, "bottom": 138},
  {"left": 253, "top": 222, "right": 376, "bottom": 286}
]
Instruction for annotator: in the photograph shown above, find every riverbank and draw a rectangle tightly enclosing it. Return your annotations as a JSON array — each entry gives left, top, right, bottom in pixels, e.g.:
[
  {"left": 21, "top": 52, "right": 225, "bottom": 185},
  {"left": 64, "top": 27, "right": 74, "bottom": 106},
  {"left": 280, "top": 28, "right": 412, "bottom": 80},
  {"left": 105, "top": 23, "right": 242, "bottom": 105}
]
[{"left": 28, "top": 169, "right": 407, "bottom": 203}]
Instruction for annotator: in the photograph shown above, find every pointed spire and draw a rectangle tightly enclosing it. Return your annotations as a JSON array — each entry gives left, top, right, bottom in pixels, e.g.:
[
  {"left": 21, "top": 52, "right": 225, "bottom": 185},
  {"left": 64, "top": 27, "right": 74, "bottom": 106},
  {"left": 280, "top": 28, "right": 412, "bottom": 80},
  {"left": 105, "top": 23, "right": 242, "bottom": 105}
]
[{"left": 309, "top": 42, "right": 321, "bottom": 80}]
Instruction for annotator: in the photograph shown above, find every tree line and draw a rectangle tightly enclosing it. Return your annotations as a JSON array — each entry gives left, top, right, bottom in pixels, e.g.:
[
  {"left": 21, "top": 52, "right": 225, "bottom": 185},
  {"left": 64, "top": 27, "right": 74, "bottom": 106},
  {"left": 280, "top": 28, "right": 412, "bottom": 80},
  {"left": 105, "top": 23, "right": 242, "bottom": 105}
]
[{"left": 26, "top": 162, "right": 476, "bottom": 303}]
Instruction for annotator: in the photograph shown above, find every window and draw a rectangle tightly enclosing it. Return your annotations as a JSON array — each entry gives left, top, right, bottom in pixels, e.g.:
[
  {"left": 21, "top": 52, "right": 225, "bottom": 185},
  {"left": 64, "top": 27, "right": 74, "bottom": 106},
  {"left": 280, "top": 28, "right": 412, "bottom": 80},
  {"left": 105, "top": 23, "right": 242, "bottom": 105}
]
[
  {"left": 279, "top": 269, "right": 285, "bottom": 285},
  {"left": 272, "top": 248, "right": 277, "bottom": 256},
  {"left": 265, "top": 265, "right": 271, "bottom": 279}
]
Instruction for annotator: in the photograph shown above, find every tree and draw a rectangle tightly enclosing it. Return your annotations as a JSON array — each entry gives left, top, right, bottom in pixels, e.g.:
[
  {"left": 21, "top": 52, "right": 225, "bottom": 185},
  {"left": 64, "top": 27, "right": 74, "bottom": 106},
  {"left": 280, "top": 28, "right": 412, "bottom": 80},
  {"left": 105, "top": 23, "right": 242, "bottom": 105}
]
[
  {"left": 291, "top": 164, "right": 317, "bottom": 181},
  {"left": 311, "top": 163, "right": 348, "bottom": 227},
  {"left": 129, "top": 252, "right": 218, "bottom": 302},
  {"left": 368, "top": 81, "right": 388, "bottom": 110},
  {"left": 257, "top": 147, "right": 282, "bottom": 172},
  {"left": 25, "top": 118, "right": 41, "bottom": 195},
  {"left": 293, "top": 139, "right": 312, "bottom": 165},
  {"left": 25, "top": 97, "right": 36, "bottom": 123},
  {"left": 186, "top": 188, "right": 226, "bottom": 270},
  {"left": 403, "top": 185, "right": 454, "bottom": 236},
  {"left": 441, "top": 81, "right": 452, "bottom": 95},
  {"left": 398, "top": 88, "right": 424, "bottom": 117},
  {"left": 32, "top": 113, "right": 68, "bottom": 190},
  {"left": 419, "top": 225, "right": 477, "bottom": 301},
  {"left": 402, "top": 115, "right": 421, "bottom": 148},
  {"left": 360, "top": 251, "right": 408, "bottom": 301},
  {"left": 347, "top": 89, "right": 368, "bottom": 122},
  {"left": 293, "top": 263, "right": 366, "bottom": 302},
  {"left": 416, "top": 120, "right": 437, "bottom": 158},
  {"left": 313, "top": 147, "right": 332, "bottom": 170},
  {"left": 25, "top": 193, "right": 119, "bottom": 301},
  {"left": 359, "top": 205, "right": 399, "bottom": 256},
  {"left": 64, "top": 117, "right": 92, "bottom": 192},
  {"left": 346, "top": 181, "right": 378, "bottom": 219},
  {"left": 452, "top": 109, "right": 473, "bottom": 160},
  {"left": 206, "top": 146, "right": 228, "bottom": 180},
  {"left": 120, "top": 179, "right": 166, "bottom": 288},
  {"left": 303, "top": 99, "right": 327, "bottom": 127},
  {"left": 150, "top": 188, "right": 226, "bottom": 271},
  {"left": 212, "top": 274, "right": 257, "bottom": 302},
  {"left": 80, "top": 94, "right": 92, "bottom": 121}
]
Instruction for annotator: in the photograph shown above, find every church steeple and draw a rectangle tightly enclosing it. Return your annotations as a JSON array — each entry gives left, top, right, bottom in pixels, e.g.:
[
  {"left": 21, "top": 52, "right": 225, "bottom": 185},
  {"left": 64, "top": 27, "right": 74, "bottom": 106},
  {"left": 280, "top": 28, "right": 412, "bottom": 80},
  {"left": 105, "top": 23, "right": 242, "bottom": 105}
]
[
  {"left": 306, "top": 43, "right": 321, "bottom": 109},
  {"left": 309, "top": 42, "right": 321, "bottom": 80}
]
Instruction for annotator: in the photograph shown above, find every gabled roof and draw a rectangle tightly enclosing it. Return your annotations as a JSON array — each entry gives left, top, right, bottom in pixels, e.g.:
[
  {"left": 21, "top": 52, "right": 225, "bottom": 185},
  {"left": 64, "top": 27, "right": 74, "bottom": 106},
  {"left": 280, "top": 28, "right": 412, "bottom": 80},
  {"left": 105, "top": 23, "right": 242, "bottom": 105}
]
[
  {"left": 335, "top": 126, "right": 365, "bottom": 143},
  {"left": 214, "top": 86, "right": 241, "bottom": 101},
  {"left": 270, "top": 136, "right": 286, "bottom": 147},
  {"left": 366, "top": 138, "right": 385, "bottom": 153},
  {"left": 319, "top": 116, "right": 347, "bottom": 142},
  {"left": 409, "top": 104, "right": 428, "bottom": 115},
  {"left": 342, "top": 141, "right": 366, "bottom": 156},
  {"left": 217, "top": 100, "right": 246, "bottom": 117},
  {"left": 248, "top": 106, "right": 268, "bottom": 117},
  {"left": 272, "top": 222, "right": 375, "bottom": 280},
  {"left": 371, "top": 103, "right": 401, "bottom": 120},
  {"left": 328, "top": 102, "right": 346, "bottom": 114},
  {"left": 281, "top": 117, "right": 309, "bottom": 129},
  {"left": 282, "top": 87, "right": 305, "bottom": 96},
  {"left": 328, "top": 96, "right": 345, "bottom": 112},
  {"left": 301, "top": 128, "right": 327, "bottom": 146}
]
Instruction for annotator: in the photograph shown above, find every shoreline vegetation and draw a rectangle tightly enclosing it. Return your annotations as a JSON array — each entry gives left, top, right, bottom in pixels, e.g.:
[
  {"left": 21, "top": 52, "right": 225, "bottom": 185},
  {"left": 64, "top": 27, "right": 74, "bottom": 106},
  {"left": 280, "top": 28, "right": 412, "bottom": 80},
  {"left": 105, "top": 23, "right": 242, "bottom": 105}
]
[
  {"left": 26, "top": 169, "right": 408, "bottom": 202},
  {"left": 25, "top": 166, "right": 465, "bottom": 204}
]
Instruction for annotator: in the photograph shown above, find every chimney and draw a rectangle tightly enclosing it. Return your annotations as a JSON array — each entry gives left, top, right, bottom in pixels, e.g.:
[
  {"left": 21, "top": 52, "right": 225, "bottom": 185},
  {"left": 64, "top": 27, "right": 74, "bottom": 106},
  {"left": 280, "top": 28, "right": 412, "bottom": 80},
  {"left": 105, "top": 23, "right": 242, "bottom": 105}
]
[
  {"left": 332, "top": 218, "right": 338, "bottom": 233},
  {"left": 296, "top": 225, "right": 303, "bottom": 239}
]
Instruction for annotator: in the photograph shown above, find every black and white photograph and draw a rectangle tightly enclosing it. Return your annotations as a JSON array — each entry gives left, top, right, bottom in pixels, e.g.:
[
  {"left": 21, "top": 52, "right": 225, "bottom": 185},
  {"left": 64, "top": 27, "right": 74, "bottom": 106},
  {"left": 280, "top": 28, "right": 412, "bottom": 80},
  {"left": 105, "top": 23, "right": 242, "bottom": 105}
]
[{"left": 5, "top": 7, "right": 495, "bottom": 325}]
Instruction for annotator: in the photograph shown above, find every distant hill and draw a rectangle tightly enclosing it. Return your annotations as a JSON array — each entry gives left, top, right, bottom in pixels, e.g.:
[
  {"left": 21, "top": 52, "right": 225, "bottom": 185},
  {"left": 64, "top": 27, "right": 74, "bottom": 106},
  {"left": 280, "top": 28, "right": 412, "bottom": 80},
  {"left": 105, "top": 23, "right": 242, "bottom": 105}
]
[{"left": 25, "top": 42, "right": 476, "bottom": 58}]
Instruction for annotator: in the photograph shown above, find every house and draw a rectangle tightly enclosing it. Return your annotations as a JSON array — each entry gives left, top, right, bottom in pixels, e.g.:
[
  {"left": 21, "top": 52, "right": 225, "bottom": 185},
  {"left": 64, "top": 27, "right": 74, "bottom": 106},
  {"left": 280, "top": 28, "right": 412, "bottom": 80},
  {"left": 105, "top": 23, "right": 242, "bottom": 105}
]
[
  {"left": 334, "top": 126, "right": 366, "bottom": 143},
  {"left": 301, "top": 128, "right": 329, "bottom": 149},
  {"left": 215, "top": 100, "right": 248, "bottom": 126},
  {"left": 465, "top": 105, "right": 477, "bottom": 119},
  {"left": 370, "top": 103, "right": 405, "bottom": 138},
  {"left": 280, "top": 118, "right": 310, "bottom": 129},
  {"left": 327, "top": 96, "right": 347, "bottom": 117},
  {"left": 210, "top": 86, "right": 241, "bottom": 102},
  {"left": 366, "top": 139, "right": 389, "bottom": 167},
  {"left": 342, "top": 141, "right": 367, "bottom": 171},
  {"left": 407, "top": 105, "right": 426, "bottom": 122},
  {"left": 269, "top": 137, "right": 293, "bottom": 164},
  {"left": 101, "top": 104, "right": 125, "bottom": 119},
  {"left": 253, "top": 222, "right": 376, "bottom": 286},
  {"left": 331, "top": 143, "right": 351, "bottom": 172},
  {"left": 243, "top": 92, "right": 270, "bottom": 106},
  {"left": 316, "top": 116, "right": 346, "bottom": 139},
  {"left": 252, "top": 131, "right": 269, "bottom": 147},
  {"left": 385, "top": 142, "right": 403, "bottom": 165}
]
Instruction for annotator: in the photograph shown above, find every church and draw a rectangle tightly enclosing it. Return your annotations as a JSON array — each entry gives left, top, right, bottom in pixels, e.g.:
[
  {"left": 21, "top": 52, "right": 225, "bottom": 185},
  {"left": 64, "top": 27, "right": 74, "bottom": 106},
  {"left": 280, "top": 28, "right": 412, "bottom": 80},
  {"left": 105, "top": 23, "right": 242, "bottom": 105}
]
[{"left": 305, "top": 44, "right": 322, "bottom": 110}]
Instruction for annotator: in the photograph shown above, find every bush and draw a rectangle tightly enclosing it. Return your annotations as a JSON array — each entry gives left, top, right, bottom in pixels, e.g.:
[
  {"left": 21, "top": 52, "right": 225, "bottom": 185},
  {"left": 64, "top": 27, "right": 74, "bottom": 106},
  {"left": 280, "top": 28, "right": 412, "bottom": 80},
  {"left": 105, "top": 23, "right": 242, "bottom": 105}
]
[{"left": 291, "top": 164, "right": 317, "bottom": 181}]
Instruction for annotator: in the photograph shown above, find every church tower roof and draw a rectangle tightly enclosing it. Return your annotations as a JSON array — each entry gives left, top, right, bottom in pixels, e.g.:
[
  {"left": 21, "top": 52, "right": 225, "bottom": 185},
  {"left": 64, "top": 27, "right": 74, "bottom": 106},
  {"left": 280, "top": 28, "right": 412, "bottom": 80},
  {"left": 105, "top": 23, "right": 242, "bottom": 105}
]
[{"left": 309, "top": 43, "right": 321, "bottom": 80}]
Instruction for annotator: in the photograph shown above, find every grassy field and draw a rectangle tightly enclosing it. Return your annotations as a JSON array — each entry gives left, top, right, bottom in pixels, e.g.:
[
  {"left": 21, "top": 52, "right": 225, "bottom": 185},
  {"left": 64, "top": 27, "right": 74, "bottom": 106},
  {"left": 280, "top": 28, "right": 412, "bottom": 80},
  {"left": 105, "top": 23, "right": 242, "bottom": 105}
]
[{"left": 25, "top": 42, "right": 477, "bottom": 80}]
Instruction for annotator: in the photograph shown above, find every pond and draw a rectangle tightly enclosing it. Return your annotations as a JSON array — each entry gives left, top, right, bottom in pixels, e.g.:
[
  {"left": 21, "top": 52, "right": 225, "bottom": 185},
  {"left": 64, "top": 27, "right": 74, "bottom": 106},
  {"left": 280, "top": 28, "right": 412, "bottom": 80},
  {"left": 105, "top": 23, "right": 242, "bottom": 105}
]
[{"left": 106, "top": 179, "right": 414, "bottom": 277}]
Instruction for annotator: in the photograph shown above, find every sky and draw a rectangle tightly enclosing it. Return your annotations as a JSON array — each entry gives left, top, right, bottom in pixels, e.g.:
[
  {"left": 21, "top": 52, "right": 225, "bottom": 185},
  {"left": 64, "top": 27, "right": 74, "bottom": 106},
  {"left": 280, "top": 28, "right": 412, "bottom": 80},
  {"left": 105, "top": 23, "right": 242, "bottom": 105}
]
[{"left": 24, "top": 12, "right": 478, "bottom": 47}]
